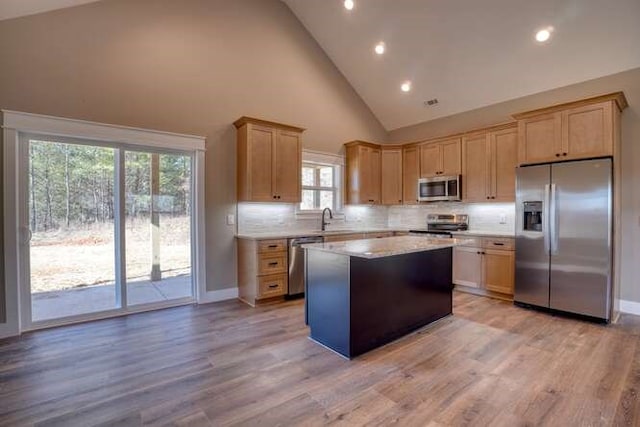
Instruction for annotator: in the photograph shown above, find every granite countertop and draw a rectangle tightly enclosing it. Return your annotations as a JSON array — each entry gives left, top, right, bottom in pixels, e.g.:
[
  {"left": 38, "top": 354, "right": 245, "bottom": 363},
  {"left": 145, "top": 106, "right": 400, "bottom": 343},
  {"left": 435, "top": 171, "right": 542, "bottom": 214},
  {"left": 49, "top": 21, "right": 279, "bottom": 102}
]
[
  {"left": 302, "top": 235, "right": 473, "bottom": 259},
  {"left": 235, "top": 228, "right": 514, "bottom": 240}
]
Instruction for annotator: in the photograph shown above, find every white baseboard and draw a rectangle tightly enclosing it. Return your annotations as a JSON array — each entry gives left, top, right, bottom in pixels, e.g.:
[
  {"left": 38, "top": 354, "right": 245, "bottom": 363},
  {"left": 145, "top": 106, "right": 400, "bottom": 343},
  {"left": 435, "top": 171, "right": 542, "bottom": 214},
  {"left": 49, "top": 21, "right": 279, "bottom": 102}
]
[
  {"left": 198, "top": 287, "right": 239, "bottom": 304},
  {"left": 619, "top": 299, "right": 640, "bottom": 316}
]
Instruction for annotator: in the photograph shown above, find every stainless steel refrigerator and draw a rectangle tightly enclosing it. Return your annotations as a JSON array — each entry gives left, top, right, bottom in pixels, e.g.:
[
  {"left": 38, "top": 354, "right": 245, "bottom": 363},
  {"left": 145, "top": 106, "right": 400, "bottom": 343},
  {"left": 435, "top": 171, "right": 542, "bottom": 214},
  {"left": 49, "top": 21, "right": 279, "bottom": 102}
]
[{"left": 515, "top": 158, "right": 613, "bottom": 321}]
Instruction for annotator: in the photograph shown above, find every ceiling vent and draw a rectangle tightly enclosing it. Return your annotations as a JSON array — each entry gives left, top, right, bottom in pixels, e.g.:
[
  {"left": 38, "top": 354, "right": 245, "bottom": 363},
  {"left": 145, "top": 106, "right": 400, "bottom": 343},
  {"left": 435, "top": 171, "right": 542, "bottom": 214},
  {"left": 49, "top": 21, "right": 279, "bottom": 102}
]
[{"left": 424, "top": 98, "right": 439, "bottom": 107}]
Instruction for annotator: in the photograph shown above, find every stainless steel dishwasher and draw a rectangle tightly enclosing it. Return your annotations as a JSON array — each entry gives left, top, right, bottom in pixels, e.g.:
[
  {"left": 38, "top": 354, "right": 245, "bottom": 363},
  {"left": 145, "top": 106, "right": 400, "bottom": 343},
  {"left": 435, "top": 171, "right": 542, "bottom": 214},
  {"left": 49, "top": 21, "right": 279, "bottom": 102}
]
[{"left": 288, "top": 236, "right": 323, "bottom": 298}]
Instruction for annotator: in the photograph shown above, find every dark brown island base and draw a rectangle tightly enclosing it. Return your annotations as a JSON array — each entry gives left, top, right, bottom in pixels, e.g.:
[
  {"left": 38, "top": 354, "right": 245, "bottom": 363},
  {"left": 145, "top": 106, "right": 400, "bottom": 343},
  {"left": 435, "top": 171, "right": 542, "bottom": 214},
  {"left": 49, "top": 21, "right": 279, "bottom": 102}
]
[{"left": 304, "top": 236, "right": 469, "bottom": 359}]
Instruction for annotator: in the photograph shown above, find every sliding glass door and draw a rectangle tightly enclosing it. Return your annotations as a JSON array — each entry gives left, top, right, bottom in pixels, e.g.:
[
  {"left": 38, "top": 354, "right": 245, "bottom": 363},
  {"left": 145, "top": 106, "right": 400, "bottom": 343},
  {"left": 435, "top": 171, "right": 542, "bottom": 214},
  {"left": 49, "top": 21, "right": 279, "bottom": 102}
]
[
  {"left": 124, "top": 151, "right": 192, "bottom": 306},
  {"left": 29, "top": 140, "right": 118, "bottom": 321},
  {"left": 24, "top": 136, "right": 194, "bottom": 326}
]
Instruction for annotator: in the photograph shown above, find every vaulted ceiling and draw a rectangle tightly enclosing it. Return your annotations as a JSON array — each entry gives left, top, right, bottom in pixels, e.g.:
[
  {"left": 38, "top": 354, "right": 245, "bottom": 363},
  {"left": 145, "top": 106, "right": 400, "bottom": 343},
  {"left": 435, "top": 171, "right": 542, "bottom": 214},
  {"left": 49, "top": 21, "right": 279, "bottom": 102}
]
[
  {"left": 0, "top": 0, "right": 101, "bottom": 21},
  {"left": 283, "top": 0, "right": 640, "bottom": 130}
]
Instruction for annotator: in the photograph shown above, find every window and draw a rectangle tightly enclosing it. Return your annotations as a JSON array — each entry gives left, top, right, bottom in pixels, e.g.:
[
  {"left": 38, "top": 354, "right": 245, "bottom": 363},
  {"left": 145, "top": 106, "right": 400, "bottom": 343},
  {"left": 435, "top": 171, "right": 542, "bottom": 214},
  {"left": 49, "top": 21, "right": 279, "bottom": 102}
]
[{"left": 300, "top": 162, "right": 338, "bottom": 211}]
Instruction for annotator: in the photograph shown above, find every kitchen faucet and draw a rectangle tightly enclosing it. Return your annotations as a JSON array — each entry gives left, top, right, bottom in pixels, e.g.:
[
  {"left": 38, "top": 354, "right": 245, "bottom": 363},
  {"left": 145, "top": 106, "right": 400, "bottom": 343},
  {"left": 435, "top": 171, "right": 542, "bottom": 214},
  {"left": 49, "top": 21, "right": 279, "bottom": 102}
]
[{"left": 321, "top": 207, "right": 333, "bottom": 231}]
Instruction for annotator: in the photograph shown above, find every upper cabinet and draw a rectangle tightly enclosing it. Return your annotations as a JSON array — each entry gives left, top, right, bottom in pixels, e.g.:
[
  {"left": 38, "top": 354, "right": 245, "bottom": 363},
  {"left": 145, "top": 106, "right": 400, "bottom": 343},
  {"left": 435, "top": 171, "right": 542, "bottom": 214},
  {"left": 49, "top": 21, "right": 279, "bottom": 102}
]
[
  {"left": 402, "top": 146, "right": 420, "bottom": 205},
  {"left": 235, "top": 117, "right": 303, "bottom": 203},
  {"left": 381, "top": 146, "right": 403, "bottom": 205},
  {"left": 345, "top": 141, "right": 382, "bottom": 204},
  {"left": 514, "top": 93, "right": 628, "bottom": 166},
  {"left": 462, "top": 124, "right": 517, "bottom": 202},
  {"left": 419, "top": 137, "right": 461, "bottom": 178}
]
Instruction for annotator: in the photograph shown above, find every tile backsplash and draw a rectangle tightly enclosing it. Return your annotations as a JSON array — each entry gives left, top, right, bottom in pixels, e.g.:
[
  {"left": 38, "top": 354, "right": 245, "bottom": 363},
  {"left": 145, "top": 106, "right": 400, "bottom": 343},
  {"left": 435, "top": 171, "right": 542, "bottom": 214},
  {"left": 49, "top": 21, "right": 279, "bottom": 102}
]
[
  {"left": 388, "top": 203, "right": 515, "bottom": 232},
  {"left": 237, "top": 202, "right": 515, "bottom": 234},
  {"left": 237, "top": 203, "right": 389, "bottom": 234}
]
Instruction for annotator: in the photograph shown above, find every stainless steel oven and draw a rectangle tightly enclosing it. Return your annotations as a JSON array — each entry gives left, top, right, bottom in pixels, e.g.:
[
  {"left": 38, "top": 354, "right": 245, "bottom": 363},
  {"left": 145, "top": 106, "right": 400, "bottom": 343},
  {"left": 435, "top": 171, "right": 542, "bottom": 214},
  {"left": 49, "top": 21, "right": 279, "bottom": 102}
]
[{"left": 417, "top": 175, "right": 461, "bottom": 202}]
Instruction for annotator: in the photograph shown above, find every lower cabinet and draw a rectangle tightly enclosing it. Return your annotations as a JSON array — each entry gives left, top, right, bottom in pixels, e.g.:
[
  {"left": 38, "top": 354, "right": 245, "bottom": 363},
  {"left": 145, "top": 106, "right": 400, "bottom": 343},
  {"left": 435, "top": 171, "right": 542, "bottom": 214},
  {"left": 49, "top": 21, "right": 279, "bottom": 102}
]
[
  {"left": 238, "top": 238, "right": 288, "bottom": 306},
  {"left": 452, "top": 237, "right": 515, "bottom": 296}
]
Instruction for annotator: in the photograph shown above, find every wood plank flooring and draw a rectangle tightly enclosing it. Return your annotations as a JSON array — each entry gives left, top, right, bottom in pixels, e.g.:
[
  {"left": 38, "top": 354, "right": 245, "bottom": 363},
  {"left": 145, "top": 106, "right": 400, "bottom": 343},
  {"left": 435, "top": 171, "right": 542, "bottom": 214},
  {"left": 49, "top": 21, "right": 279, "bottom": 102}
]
[{"left": 1, "top": 291, "right": 640, "bottom": 426}]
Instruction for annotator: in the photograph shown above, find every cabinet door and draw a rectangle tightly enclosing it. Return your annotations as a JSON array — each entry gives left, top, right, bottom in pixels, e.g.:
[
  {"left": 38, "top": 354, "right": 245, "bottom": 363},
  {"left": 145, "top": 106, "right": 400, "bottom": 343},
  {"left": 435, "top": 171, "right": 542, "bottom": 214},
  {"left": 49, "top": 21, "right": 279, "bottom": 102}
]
[
  {"left": 357, "top": 146, "right": 372, "bottom": 203},
  {"left": 491, "top": 127, "right": 517, "bottom": 202},
  {"left": 381, "top": 149, "right": 403, "bottom": 205},
  {"left": 562, "top": 101, "right": 613, "bottom": 160},
  {"left": 247, "top": 125, "right": 275, "bottom": 202},
  {"left": 402, "top": 147, "right": 420, "bottom": 204},
  {"left": 420, "top": 143, "right": 440, "bottom": 178},
  {"left": 370, "top": 148, "right": 382, "bottom": 204},
  {"left": 517, "top": 113, "right": 562, "bottom": 165},
  {"left": 440, "top": 138, "right": 462, "bottom": 176},
  {"left": 452, "top": 246, "right": 483, "bottom": 288},
  {"left": 462, "top": 133, "right": 489, "bottom": 202},
  {"left": 483, "top": 249, "right": 515, "bottom": 295},
  {"left": 274, "top": 130, "right": 301, "bottom": 202}
]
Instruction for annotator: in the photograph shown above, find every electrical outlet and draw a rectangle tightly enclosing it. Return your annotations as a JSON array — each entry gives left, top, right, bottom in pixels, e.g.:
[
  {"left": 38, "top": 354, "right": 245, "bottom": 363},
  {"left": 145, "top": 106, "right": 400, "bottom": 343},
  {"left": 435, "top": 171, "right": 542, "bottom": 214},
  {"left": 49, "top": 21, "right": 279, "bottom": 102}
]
[
  {"left": 499, "top": 214, "right": 507, "bottom": 224},
  {"left": 226, "top": 214, "right": 235, "bottom": 225}
]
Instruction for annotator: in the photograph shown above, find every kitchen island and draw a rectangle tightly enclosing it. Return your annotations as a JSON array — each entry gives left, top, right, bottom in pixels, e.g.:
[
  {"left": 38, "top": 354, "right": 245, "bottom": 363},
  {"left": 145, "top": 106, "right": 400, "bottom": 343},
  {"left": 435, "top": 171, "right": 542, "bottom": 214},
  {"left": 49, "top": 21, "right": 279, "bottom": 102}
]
[{"left": 304, "top": 235, "right": 469, "bottom": 358}]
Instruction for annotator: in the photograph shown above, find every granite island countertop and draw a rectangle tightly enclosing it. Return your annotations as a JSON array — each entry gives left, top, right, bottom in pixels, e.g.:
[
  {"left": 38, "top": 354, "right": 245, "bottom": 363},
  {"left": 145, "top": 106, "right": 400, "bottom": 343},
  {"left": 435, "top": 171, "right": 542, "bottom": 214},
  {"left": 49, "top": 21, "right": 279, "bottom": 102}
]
[{"left": 303, "top": 235, "right": 473, "bottom": 259}]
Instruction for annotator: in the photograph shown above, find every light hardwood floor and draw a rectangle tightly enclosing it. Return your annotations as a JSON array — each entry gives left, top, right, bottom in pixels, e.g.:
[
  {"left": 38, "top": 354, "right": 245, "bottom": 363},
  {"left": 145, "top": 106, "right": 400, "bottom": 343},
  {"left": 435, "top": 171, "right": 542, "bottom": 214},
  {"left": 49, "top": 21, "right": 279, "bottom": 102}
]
[{"left": 1, "top": 292, "right": 639, "bottom": 426}]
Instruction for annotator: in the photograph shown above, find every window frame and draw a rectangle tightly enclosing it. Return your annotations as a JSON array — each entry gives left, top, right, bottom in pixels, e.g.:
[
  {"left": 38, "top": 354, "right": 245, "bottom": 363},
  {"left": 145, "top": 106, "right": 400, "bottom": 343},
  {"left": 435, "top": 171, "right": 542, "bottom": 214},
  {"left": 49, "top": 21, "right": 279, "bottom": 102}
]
[{"left": 297, "top": 150, "right": 344, "bottom": 217}]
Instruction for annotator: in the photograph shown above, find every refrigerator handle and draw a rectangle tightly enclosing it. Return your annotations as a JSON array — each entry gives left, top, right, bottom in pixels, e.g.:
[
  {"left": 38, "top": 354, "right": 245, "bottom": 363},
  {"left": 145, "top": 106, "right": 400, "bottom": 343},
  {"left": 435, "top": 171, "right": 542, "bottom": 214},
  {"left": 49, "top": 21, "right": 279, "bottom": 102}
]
[
  {"left": 550, "top": 183, "right": 559, "bottom": 254},
  {"left": 543, "top": 184, "right": 550, "bottom": 253}
]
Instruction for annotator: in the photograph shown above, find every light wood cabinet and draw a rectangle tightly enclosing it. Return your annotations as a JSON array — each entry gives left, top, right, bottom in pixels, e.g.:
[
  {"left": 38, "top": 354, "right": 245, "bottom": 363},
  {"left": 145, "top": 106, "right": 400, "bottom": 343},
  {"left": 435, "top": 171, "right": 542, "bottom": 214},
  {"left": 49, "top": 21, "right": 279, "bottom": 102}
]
[
  {"left": 235, "top": 117, "right": 303, "bottom": 203},
  {"left": 381, "top": 147, "right": 403, "bottom": 205},
  {"left": 491, "top": 127, "right": 518, "bottom": 202},
  {"left": 238, "top": 238, "right": 288, "bottom": 306},
  {"left": 461, "top": 132, "right": 490, "bottom": 202},
  {"left": 452, "top": 236, "right": 515, "bottom": 296},
  {"left": 483, "top": 249, "right": 515, "bottom": 295},
  {"left": 514, "top": 94, "right": 627, "bottom": 165},
  {"left": 516, "top": 113, "right": 562, "bottom": 165},
  {"left": 419, "top": 137, "right": 461, "bottom": 178},
  {"left": 345, "top": 141, "right": 382, "bottom": 204},
  {"left": 323, "top": 233, "right": 366, "bottom": 242},
  {"left": 462, "top": 125, "right": 517, "bottom": 202},
  {"left": 402, "top": 146, "right": 420, "bottom": 205}
]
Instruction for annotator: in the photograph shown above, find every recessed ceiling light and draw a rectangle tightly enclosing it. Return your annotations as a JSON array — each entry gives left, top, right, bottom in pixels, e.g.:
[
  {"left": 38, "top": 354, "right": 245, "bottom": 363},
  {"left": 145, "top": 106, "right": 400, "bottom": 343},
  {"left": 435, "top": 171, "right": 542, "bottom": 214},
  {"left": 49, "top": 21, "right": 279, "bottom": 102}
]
[
  {"left": 535, "top": 27, "right": 553, "bottom": 42},
  {"left": 344, "top": 0, "right": 354, "bottom": 11},
  {"left": 401, "top": 81, "right": 412, "bottom": 92},
  {"left": 374, "top": 42, "right": 385, "bottom": 55}
]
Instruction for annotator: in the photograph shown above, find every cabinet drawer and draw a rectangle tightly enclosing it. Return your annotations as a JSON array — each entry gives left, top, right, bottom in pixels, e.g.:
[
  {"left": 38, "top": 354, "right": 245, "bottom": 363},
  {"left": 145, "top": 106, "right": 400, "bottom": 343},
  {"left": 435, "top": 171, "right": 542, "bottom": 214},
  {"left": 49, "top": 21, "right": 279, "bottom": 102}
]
[
  {"left": 258, "top": 239, "right": 287, "bottom": 253},
  {"left": 324, "top": 233, "right": 366, "bottom": 242},
  {"left": 257, "top": 274, "right": 287, "bottom": 298},
  {"left": 453, "top": 236, "right": 482, "bottom": 248},
  {"left": 483, "top": 237, "right": 514, "bottom": 250},
  {"left": 258, "top": 253, "right": 287, "bottom": 275}
]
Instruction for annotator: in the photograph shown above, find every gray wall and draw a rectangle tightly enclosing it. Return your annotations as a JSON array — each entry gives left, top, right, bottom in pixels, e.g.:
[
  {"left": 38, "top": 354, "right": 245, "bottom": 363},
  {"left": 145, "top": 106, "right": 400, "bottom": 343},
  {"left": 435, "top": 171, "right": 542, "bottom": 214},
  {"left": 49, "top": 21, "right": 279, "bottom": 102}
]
[
  {"left": 0, "top": 0, "right": 387, "bottom": 299},
  {"left": 388, "top": 67, "right": 640, "bottom": 303}
]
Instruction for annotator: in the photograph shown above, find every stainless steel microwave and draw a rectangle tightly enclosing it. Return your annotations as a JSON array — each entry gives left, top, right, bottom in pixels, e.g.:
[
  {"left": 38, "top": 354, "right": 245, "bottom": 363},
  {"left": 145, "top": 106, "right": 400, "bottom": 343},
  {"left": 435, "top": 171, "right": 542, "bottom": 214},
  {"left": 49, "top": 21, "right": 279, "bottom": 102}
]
[{"left": 418, "top": 175, "right": 461, "bottom": 202}]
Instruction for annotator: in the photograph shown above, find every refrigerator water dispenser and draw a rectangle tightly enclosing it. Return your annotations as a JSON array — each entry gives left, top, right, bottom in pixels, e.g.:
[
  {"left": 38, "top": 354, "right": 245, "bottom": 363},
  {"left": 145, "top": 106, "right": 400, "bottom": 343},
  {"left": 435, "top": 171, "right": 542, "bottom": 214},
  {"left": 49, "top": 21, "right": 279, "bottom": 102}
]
[{"left": 523, "top": 201, "right": 543, "bottom": 232}]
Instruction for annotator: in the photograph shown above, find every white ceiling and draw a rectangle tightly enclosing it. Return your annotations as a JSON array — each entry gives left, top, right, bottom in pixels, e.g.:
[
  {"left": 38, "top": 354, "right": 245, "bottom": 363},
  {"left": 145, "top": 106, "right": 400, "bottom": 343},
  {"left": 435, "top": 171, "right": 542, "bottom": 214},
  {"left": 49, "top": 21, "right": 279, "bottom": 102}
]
[
  {"left": 0, "top": 0, "right": 100, "bottom": 21},
  {"left": 284, "top": 0, "right": 640, "bottom": 131}
]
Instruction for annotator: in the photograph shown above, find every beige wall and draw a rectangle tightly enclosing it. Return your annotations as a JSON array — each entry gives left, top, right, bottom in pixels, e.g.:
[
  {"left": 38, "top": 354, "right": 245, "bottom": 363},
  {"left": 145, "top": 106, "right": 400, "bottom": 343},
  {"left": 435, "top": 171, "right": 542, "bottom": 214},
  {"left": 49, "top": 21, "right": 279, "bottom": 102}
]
[
  {"left": 0, "top": 0, "right": 387, "bottom": 299},
  {"left": 388, "top": 67, "right": 640, "bottom": 303}
]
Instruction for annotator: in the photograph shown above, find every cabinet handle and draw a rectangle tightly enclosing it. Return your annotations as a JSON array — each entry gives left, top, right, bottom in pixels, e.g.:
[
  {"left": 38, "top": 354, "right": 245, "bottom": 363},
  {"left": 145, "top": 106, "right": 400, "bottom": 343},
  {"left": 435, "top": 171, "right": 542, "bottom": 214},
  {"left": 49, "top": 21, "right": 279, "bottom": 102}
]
[
  {"left": 477, "top": 251, "right": 481, "bottom": 255},
  {"left": 273, "top": 195, "right": 277, "bottom": 199},
  {"left": 493, "top": 242, "right": 504, "bottom": 246},
  {"left": 268, "top": 284, "right": 279, "bottom": 289},
  {"left": 268, "top": 262, "right": 279, "bottom": 266},
  {"left": 562, "top": 152, "right": 568, "bottom": 156},
  {"left": 486, "top": 196, "right": 490, "bottom": 199},
  {"left": 268, "top": 244, "right": 278, "bottom": 248},
  {"left": 555, "top": 153, "right": 560, "bottom": 157}
]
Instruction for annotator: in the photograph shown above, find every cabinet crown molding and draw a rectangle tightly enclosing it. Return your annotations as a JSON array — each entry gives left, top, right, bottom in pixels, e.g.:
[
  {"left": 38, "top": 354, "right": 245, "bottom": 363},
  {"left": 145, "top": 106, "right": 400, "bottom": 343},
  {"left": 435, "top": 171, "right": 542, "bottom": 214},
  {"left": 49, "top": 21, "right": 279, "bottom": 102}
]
[
  {"left": 344, "top": 140, "right": 381, "bottom": 149},
  {"left": 233, "top": 116, "right": 305, "bottom": 133},
  {"left": 512, "top": 92, "right": 628, "bottom": 120}
]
